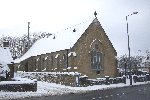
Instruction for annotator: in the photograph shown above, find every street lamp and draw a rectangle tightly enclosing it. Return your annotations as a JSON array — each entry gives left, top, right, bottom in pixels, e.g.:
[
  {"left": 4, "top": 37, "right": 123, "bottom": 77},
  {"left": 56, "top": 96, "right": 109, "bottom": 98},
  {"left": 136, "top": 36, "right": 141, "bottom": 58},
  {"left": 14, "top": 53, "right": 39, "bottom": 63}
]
[{"left": 126, "top": 12, "right": 138, "bottom": 85}]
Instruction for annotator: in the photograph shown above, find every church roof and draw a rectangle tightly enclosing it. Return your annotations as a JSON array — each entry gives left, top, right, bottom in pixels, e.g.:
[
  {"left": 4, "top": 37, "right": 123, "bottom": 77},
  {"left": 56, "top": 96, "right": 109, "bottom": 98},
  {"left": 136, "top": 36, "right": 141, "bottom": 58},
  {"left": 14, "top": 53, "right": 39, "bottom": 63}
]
[{"left": 14, "top": 18, "right": 97, "bottom": 63}]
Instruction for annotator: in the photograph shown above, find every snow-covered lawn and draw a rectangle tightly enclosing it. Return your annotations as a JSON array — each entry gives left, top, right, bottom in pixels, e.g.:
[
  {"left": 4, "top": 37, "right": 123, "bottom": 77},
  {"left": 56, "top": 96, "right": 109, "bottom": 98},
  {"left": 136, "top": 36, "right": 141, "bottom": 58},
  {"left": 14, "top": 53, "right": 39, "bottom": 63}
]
[{"left": 0, "top": 79, "right": 150, "bottom": 99}]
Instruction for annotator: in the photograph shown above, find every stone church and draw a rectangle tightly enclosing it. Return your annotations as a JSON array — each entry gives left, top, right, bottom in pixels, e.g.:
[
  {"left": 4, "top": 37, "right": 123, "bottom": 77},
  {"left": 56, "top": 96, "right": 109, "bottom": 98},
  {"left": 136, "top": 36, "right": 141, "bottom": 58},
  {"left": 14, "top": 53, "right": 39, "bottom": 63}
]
[{"left": 14, "top": 16, "right": 118, "bottom": 79}]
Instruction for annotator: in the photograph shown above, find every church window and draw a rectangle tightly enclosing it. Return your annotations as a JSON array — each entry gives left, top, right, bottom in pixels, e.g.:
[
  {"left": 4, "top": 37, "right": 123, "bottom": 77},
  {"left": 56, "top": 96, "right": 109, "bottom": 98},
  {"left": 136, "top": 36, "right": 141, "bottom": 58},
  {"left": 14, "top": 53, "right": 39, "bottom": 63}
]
[
  {"left": 97, "top": 52, "right": 99, "bottom": 63},
  {"left": 35, "top": 59, "right": 36, "bottom": 70},
  {"left": 63, "top": 54, "right": 66, "bottom": 69},
  {"left": 16, "top": 66, "right": 18, "bottom": 71},
  {"left": 91, "top": 51, "right": 103, "bottom": 70},
  {"left": 100, "top": 52, "right": 102, "bottom": 69},
  {"left": 42, "top": 58, "right": 44, "bottom": 70},
  {"left": 97, "top": 52, "right": 100, "bottom": 69},
  {"left": 46, "top": 57, "right": 48, "bottom": 70},
  {"left": 94, "top": 51, "right": 97, "bottom": 63},
  {"left": 25, "top": 63, "right": 28, "bottom": 72},
  {"left": 95, "top": 44, "right": 98, "bottom": 49},
  {"left": 91, "top": 51, "right": 93, "bottom": 68},
  {"left": 52, "top": 56, "right": 53, "bottom": 69}
]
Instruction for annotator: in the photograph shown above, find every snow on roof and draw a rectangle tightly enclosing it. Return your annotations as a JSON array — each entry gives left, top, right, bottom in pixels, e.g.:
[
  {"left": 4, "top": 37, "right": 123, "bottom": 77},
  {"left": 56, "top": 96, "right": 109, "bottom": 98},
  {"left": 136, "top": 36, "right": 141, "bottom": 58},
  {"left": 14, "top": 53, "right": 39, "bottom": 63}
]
[
  {"left": 0, "top": 47, "right": 13, "bottom": 64},
  {"left": 14, "top": 18, "right": 95, "bottom": 63},
  {"left": 55, "top": 54, "right": 60, "bottom": 58}
]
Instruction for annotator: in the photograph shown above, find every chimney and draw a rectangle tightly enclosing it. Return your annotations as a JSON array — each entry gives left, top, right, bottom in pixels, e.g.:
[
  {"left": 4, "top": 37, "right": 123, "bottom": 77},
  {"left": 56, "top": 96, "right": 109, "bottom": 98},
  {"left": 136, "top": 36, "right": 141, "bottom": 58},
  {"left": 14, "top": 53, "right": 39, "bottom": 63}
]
[
  {"left": 147, "top": 55, "right": 149, "bottom": 60},
  {"left": 3, "top": 41, "right": 9, "bottom": 47}
]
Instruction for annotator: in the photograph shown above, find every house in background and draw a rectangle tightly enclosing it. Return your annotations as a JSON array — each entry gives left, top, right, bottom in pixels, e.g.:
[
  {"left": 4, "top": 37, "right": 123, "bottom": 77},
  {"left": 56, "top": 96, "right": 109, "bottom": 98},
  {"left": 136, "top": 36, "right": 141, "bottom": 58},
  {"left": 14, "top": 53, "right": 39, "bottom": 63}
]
[
  {"left": 139, "top": 56, "right": 150, "bottom": 73},
  {"left": 14, "top": 16, "right": 118, "bottom": 79},
  {"left": 0, "top": 41, "right": 14, "bottom": 81}
]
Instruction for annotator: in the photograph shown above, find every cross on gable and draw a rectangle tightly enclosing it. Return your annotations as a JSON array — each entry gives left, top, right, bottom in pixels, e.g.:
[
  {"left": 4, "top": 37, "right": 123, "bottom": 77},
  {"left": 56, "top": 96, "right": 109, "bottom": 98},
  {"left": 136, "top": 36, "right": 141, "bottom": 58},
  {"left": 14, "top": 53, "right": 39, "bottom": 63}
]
[{"left": 94, "top": 11, "right": 97, "bottom": 17}]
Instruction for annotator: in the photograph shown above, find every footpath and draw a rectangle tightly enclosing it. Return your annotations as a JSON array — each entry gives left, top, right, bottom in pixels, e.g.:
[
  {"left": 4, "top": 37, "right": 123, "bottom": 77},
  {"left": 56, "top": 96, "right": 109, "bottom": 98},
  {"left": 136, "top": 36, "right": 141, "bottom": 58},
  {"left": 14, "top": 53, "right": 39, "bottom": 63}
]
[{"left": 0, "top": 78, "right": 150, "bottom": 99}]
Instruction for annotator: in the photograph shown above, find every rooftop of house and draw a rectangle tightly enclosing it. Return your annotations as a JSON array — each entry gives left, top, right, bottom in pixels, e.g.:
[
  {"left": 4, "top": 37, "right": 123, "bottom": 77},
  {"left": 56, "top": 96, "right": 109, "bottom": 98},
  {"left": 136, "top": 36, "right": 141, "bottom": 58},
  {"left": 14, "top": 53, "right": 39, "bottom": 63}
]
[{"left": 0, "top": 47, "right": 13, "bottom": 64}]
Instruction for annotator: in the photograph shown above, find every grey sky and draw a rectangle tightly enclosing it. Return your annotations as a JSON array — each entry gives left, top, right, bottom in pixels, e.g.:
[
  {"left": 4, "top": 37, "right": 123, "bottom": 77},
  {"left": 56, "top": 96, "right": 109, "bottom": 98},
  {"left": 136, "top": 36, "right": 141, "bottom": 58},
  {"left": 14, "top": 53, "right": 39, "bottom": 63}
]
[{"left": 0, "top": 0, "right": 149, "bottom": 57}]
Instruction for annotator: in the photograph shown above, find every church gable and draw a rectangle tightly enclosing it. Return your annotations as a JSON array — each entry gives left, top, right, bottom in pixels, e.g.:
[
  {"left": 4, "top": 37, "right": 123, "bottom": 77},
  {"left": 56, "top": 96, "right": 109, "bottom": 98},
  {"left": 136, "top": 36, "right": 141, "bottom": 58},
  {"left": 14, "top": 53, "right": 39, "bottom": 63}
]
[{"left": 69, "top": 17, "right": 117, "bottom": 78}]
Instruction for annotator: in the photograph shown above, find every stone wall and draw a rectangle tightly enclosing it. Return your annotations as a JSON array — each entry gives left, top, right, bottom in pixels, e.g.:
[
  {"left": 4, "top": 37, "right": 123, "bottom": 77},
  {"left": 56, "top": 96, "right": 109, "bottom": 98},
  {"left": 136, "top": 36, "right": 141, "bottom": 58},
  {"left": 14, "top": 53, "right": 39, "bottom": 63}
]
[
  {"left": 79, "top": 76, "right": 126, "bottom": 87},
  {"left": 15, "top": 71, "right": 81, "bottom": 87},
  {"left": 0, "top": 81, "right": 37, "bottom": 92}
]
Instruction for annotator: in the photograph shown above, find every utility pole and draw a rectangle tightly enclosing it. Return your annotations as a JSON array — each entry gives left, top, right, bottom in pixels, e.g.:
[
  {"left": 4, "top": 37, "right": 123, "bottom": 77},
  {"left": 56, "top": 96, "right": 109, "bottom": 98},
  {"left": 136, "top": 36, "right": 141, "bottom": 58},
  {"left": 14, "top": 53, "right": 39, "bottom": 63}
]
[{"left": 28, "top": 22, "right": 30, "bottom": 50}]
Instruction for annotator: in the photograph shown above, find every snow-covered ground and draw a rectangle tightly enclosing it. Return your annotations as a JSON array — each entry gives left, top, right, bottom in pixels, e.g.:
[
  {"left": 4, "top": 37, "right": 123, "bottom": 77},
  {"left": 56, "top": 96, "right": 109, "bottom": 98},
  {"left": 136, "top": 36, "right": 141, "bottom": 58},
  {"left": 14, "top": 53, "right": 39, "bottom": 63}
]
[{"left": 0, "top": 79, "right": 150, "bottom": 99}]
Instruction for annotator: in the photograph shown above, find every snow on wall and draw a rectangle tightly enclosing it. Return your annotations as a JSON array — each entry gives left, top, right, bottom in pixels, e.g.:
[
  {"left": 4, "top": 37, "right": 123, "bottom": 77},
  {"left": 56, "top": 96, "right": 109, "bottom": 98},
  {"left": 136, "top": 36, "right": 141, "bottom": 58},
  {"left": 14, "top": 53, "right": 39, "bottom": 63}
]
[
  {"left": 15, "top": 71, "right": 81, "bottom": 78},
  {"left": 0, "top": 77, "right": 37, "bottom": 84},
  {"left": 42, "top": 68, "right": 46, "bottom": 72},
  {"left": 67, "top": 67, "right": 71, "bottom": 69},
  {"left": 17, "top": 65, "right": 20, "bottom": 68},
  {"left": 45, "top": 56, "right": 48, "bottom": 60},
  {"left": 37, "top": 58, "right": 39, "bottom": 61},
  {"left": 55, "top": 54, "right": 60, "bottom": 58},
  {"left": 68, "top": 52, "right": 76, "bottom": 57},
  {"left": 14, "top": 19, "right": 94, "bottom": 63}
]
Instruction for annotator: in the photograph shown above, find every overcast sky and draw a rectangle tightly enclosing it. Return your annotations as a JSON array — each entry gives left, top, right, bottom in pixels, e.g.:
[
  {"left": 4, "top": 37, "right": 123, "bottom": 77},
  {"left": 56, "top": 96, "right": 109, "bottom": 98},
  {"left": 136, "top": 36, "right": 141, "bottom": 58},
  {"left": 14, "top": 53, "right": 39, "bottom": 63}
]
[{"left": 0, "top": 0, "right": 150, "bottom": 57}]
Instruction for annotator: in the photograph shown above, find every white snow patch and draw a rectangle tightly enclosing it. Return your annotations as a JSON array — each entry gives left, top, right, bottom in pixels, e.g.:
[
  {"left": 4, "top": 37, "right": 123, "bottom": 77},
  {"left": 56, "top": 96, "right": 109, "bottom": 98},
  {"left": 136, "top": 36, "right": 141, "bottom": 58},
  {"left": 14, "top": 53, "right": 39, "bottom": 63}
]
[
  {"left": 80, "top": 75, "right": 88, "bottom": 78},
  {"left": 37, "top": 58, "right": 39, "bottom": 61},
  {"left": 0, "top": 47, "right": 13, "bottom": 64},
  {"left": 18, "top": 65, "right": 20, "bottom": 68},
  {"left": 68, "top": 52, "right": 76, "bottom": 57},
  {"left": 55, "top": 54, "right": 60, "bottom": 58},
  {"left": 67, "top": 67, "right": 71, "bottom": 69},
  {"left": 42, "top": 68, "right": 46, "bottom": 71},
  {"left": 54, "top": 68, "right": 57, "bottom": 70},
  {"left": 45, "top": 56, "right": 48, "bottom": 60},
  {"left": 1, "top": 79, "right": 150, "bottom": 99}
]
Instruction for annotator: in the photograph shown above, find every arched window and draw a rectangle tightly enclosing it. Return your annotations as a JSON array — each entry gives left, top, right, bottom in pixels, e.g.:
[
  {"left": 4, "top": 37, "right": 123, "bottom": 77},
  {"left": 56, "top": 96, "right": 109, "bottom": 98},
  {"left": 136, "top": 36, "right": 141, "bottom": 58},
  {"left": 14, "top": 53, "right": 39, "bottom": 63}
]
[
  {"left": 25, "top": 63, "right": 28, "bottom": 72},
  {"left": 16, "top": 66, "right": 18, "bottom": 71},
  {"left": 63, "top": 54, "right": 66, "bottom": 69},
  {"left": 42, "top": 58, "right": 44, "bottom": 70},
  {"left": 35, "top": 59, "right": 36, "bottom": 70},
  {"left": 91, "top": 51, "right": 93, "bottom": 68},
  {"left": 97, "top": 52, "right": 100, "bottom": 69},
  {"left": 100, "top": 52, "right": 102, "bottom": 69},
  {"left": 51, "top": 56, "right": 53, "bottom": 70},
  {"left": 46, "top": 57, "right": 48, "bottom": 71}
]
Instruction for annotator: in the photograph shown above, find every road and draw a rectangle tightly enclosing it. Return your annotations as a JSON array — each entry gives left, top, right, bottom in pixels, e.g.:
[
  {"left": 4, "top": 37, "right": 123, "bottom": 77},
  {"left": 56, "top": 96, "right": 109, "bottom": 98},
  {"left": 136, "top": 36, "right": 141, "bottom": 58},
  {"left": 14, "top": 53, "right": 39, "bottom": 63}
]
[{"left": 21, "top": 84, "right": 150, "bottom": 100}]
